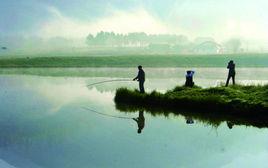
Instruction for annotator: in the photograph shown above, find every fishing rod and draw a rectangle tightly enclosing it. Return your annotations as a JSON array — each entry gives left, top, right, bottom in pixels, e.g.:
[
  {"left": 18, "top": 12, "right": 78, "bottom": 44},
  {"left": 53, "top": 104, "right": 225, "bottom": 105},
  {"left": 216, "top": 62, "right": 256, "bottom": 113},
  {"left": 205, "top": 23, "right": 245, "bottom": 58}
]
[
  {"left": 81, "top": 107, "right": 133, "bottom": 120},
  {"left": 86, "top": 79, "right": 133, "bottom": 87}
]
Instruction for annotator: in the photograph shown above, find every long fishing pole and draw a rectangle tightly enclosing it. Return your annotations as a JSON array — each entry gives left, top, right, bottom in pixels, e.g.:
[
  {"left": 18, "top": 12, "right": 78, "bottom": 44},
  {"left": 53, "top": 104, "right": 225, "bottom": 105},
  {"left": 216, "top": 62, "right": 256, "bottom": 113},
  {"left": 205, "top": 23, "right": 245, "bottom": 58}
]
[
  {"left": 86, "top": 79, "right": 133, "bottom": 87},
  {"left": 81, "top": 107, "right": 133, "bottom": 120}
]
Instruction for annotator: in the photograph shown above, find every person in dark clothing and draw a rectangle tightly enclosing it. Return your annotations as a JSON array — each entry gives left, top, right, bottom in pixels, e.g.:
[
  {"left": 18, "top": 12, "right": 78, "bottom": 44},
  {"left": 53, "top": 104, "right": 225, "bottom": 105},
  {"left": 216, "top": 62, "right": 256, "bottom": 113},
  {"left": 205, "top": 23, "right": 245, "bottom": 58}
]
[
  {"left": 185, "top": 70, "right": 195, "bottom": 87},
  {"left": 133, "top": 110, "right": 145, "bottom": 134},
  {"left": 133, "top": 65, "right": 145, "bottom": 93},
  {"left": 225, "top": 60, "right": 236, "bottom": 86}
]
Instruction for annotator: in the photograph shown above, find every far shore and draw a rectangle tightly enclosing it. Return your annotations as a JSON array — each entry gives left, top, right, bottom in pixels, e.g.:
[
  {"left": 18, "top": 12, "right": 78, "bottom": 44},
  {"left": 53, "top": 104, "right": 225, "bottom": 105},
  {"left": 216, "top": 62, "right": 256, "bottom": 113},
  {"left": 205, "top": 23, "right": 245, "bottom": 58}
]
[{"left": 0, "top": 54, "right": 268, "bottom": 68}]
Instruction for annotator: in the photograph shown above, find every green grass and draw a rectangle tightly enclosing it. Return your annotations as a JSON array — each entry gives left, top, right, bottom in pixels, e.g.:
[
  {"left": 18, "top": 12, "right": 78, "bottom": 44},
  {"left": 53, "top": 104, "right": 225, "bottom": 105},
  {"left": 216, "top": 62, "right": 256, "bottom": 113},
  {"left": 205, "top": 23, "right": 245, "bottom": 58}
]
[
  {"left": 0, "top": 53, "right": 268, "bottom": 67},
  {"left": 114, "top": 85, "right": 268, "bottom": 128}
]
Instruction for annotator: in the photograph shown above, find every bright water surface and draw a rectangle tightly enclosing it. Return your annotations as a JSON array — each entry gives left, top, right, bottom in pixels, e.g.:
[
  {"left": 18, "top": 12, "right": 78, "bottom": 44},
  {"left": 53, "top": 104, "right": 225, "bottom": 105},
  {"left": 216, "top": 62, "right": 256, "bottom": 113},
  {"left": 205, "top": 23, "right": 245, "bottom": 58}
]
[{"left": 0, "top": 68, "right": 268, "bottom": 168}]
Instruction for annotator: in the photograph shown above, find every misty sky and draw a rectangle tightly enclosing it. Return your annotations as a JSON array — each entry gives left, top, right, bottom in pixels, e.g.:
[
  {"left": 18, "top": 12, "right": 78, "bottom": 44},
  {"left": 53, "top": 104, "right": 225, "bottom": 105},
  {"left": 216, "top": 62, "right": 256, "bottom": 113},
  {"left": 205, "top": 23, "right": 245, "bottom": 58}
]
[{"left": 1, "top": 0, "right": 268, "bottom": 42}]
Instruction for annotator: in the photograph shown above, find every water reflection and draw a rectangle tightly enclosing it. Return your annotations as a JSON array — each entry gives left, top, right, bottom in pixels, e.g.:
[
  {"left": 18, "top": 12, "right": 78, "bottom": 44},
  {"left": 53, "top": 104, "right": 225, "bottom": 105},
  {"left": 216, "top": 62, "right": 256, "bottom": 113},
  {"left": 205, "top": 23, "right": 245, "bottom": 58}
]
[
  {"left": 186, "top": 117, "right": 194, "bottom": 125},
  {"left": 1, "top": 72, "right": 268, "bottom": 167},
  {"left": 227, "top": 121, "right": 234, "bottom": 129},
  {"left": 116, "top": 103, "right": 268, "bottom": 129},
  {"left": 132, "top": 110, "right": 145, "bottom": 134}
]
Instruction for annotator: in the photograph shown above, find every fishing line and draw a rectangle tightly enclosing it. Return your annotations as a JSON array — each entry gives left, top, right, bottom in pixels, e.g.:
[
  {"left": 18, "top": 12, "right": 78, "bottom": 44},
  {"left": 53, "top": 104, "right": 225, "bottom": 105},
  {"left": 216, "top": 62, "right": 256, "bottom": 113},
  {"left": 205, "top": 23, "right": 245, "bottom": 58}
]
[
  {"left": 81, "top": 107, "right": 133, "bottom": 120},
  {"left": 86, "top": 79, "right": 133, "bottom": 87}
]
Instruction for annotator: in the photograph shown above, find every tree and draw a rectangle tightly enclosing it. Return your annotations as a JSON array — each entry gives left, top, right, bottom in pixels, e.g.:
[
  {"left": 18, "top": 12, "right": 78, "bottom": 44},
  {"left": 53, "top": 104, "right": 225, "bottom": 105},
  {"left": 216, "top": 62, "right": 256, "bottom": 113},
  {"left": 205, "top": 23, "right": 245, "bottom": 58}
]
[
  {"left": 86, "top": 34, "right": 94, "bottom": 45},
  {"left": 85, "top": 31, "right": 191, "bottom": 49},
  {"left": 224, "top": 38, "right": 241, "bottom": 53}
]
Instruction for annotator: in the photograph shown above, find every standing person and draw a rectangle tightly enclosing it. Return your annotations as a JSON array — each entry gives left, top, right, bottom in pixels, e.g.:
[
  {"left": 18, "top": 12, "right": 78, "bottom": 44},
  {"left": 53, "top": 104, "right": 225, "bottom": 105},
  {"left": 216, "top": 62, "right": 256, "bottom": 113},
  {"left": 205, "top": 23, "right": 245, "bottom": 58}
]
[
  {"left": 133, "top": 65, "right": 145, "bottom": 93},
  {"left": 225, "top": 60, "right": 236, "bottom": 86},
  {"left": 185, "top": 70, "right": 195, "bottom": 87}
]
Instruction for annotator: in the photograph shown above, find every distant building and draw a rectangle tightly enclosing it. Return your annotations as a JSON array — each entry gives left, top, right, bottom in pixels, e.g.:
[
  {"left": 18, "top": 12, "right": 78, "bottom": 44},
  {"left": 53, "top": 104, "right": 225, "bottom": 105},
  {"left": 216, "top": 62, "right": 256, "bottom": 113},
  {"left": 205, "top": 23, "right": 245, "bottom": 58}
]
[{"left": 192, "top": 41, "right": 223, "bottom": 54}]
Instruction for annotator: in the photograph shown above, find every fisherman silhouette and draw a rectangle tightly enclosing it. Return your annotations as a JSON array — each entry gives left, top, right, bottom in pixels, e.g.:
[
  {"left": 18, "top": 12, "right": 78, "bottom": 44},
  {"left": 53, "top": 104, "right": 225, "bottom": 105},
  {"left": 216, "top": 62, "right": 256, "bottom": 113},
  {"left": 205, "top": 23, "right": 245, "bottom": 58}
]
[
  {"left": 185, "top": 70, "right": 195, "bottom": 87},
  {"left": 133, "top": 110, "right": 145, "bottom": 134},
  {"left": 133, "top": 65, "right": 145, "bottom": 93},
  {"left": 225, "top": 60, "right": 236, "bottom": 86}
]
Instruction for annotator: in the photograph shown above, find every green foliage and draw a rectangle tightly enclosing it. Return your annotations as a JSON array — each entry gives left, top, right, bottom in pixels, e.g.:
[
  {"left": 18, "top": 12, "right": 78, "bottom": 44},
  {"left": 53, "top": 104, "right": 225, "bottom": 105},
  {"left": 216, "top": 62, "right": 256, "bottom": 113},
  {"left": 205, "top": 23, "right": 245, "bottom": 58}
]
[
  {"left": 115, "top": 85, "right": 268, "bottom": 128},
  {"left": 115, "top": 85, "right": 268, "bottom": 114}
]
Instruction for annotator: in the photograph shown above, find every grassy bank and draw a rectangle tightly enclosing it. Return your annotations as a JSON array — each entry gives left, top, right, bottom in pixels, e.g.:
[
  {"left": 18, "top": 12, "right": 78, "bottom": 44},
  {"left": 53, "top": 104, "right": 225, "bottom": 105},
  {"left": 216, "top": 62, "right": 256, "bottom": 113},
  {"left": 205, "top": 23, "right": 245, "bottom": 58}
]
[
  {"left": 0, "top": 53, "right": 268, "bottom": 67},
  {"left": 114, "top": 85, "right": 268, "bottom": 127}
]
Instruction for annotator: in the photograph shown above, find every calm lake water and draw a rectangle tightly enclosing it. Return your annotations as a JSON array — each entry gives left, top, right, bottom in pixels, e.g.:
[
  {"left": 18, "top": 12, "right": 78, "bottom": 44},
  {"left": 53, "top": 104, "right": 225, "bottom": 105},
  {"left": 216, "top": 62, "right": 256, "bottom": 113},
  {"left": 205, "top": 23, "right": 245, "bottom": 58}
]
[{"left": 0, "top": 68, "right": 268, "bottom": 168}]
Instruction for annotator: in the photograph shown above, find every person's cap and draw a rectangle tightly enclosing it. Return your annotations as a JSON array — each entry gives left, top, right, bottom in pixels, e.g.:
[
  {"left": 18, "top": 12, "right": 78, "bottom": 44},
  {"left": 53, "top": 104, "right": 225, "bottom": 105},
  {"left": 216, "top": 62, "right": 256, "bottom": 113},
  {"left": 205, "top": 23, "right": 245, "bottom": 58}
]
[{"left": 138, "top": 65, "right": 142, "bottom": 69}]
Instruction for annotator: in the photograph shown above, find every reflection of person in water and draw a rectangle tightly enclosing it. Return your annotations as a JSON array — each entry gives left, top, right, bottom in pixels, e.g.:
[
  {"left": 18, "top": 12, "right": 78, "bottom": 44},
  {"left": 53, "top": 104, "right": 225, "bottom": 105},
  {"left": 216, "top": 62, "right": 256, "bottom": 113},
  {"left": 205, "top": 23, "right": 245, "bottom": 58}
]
[
  {"left": 133, "top": 111, "right": 145, "bottom": 134},
  {"left": 227, "top": 121, "right": 234, "bottom": 129},
  {"left": 186, "top": 117, "right": 194, "bottom": 124}
]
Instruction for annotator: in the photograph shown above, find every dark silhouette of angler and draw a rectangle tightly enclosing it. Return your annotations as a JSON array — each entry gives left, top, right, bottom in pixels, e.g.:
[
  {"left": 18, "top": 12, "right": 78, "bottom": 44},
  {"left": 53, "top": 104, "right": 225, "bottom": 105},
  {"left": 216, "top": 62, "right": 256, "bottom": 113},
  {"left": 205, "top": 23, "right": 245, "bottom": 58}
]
[
  {"left": 1, "top": 47, "right": 7, "bottom": 50},
  {"left": 185, "top": 70, "right": 195, "bottom": 87},
  {"left": 133, "top": 110, "right": 145, "bottom": 134},
  {"left": 225, "top": 60, "right": 236, "bottom": 86},
  {"left": 133, "top": 65, "right": 145, "bottom": 93}
]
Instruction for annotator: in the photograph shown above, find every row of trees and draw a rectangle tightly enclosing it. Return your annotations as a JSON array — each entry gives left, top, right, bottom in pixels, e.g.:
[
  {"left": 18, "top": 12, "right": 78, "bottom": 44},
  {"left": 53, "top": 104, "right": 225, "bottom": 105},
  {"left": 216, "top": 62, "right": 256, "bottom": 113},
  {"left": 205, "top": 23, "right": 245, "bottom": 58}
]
[
  {"left": 86, "top": 31, "right": 242, "bottom": 54},
  {"left": 86, "top": 31, "right": 189, "bottom": 47}
]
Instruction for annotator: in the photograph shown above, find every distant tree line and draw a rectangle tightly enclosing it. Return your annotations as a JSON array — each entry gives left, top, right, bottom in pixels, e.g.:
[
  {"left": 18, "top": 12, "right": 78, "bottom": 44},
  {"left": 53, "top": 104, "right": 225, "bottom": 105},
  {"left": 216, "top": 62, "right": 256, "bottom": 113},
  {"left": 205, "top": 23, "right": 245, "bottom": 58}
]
[
  {"left": 86, "top": 31, "right": 189, "bottom": 47},
  {"left": 86, "top": 31, "right": 243, "bottom": 54},
  {"left": 0, "top": 32, "right": 244, "bottom": 55}
]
